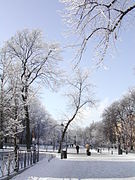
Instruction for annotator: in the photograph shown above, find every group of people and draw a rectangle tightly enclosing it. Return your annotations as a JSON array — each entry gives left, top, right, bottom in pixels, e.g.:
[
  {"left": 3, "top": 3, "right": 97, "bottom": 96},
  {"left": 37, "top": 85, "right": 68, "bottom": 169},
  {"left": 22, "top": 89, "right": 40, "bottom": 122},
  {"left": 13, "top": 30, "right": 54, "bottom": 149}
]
[{"left": 75, "top": 144, "right": 91, "bottom": 156}]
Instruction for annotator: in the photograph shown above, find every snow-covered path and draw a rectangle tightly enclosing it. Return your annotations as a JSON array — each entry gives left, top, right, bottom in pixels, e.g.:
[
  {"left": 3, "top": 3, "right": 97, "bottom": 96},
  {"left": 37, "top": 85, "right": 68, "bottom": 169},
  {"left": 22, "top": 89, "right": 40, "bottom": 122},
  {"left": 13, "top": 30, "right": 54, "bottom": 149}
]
[{"left": 11, "top": 149, "right": 135, "bottom": 180}]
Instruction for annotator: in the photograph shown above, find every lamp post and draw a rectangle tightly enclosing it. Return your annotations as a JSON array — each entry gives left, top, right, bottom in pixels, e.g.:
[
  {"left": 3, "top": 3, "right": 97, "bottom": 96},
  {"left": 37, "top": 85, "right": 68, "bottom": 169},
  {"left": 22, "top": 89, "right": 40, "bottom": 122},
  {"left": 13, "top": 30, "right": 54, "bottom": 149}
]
[
  {"left": 74, "top": 136, "right": 76, "bottom": 146},
  {"left": 61, "top": 123, "right": 64, "bottom": 152},
  {"left": 65, "top": 131, "right": 68, "bottom": 151},
  {"left": 37, "top": 123, "right": 40, "bottom": 161},
  {"left": 60, "top": 123, "right": 68, "bottom": 159},
  {"left": 32, "top": 129, "right": 36, "bottom": 163}
]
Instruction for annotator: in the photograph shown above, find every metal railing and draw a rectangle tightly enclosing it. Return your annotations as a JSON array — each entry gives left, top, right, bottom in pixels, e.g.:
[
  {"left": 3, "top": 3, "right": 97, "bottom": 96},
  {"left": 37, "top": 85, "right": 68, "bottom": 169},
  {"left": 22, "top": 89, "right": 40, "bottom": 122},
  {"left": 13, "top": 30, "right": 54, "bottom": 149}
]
[{"left": 0, "top": 150, "right": 39, "bottom": 179}]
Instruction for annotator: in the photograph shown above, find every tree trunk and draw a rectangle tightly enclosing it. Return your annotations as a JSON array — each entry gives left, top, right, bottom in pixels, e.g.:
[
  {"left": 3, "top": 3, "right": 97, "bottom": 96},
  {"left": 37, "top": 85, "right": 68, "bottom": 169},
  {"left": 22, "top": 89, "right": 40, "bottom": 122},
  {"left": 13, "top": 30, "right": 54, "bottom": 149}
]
[
  {"left": 130, "top": 129, "right": 133, "bottom": 150},
  {"left": 0, "top": 141, "right": 3, "bottom": 149},
  {"left": 58, "top": 124, "right": 68, "bottom": 153},
  {"left": 22, "top": 84, "right": 31, "bottom": 151},
  {"left": 24, "top": 104, "right": 31, "bottom": 151},
  {"left": 14, "top": 135, "right": 18, "bottom": 171},
  {"left": 58, "top": 131, "right": 65, "bottom": 153},
  {"left": 58, "top": 141, "right": 62, "bottom": 153},
  {"left": 0, "top": 111, "right": 3, "bottom": 149},
  {"left": 118, "top": 137, "right": 122, "bottom": 155},
  {"left": 0, "top": 84, "right": 4, "bottom": 149},
  {"left": 58, "top": 116, "right": 77, "bottom": 153},
  {"left": 0, "top": 109, "right": 4, "bottom": 149}
]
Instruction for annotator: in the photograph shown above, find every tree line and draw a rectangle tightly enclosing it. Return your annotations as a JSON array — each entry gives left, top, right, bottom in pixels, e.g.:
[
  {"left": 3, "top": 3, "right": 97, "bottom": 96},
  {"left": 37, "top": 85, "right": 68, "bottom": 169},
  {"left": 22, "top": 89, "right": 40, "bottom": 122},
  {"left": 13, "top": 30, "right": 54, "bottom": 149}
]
[
  {"left": 102, "top": 89, "right": 135, "bottom": 151},
  {"left": 75, "top": 88, "right": 135, "bottom": 151}
]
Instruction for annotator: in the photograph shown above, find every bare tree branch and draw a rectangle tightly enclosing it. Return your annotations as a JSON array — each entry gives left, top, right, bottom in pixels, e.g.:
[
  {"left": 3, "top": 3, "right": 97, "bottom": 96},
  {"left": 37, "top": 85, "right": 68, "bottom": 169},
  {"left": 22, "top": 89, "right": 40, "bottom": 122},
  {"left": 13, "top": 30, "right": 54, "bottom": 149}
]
[{"left": 60, "top": 0, "right": 135, "bottom": 64}]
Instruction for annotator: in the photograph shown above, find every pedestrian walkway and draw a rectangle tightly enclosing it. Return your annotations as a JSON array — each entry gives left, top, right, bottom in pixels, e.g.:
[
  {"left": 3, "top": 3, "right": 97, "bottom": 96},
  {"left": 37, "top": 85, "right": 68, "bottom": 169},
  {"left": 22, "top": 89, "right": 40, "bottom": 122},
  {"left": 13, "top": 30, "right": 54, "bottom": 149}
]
[{"left": 11, "top": 149, "right": 135, "bottom": 180}]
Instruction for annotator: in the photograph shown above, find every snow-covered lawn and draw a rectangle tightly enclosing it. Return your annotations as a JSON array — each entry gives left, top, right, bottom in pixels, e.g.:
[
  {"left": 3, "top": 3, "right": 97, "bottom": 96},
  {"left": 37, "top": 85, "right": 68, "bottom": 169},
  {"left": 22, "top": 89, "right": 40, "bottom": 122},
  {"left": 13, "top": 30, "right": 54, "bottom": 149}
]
[{"left": 11, "top": 148, "right": 135, "bottom": 180}]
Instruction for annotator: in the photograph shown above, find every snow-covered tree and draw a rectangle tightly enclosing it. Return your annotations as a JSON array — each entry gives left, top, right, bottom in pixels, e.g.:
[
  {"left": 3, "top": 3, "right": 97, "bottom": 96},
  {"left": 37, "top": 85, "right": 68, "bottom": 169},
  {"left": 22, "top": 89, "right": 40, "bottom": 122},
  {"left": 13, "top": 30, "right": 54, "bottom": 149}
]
[
  {"left": 102, "top": 89, "right": 135, "bottom": 151},
  {"left": 58, "top": 69, "right": 95, "bottom": 152},
  {"left": 5, "top": 63, "right": 24, "bottom": 145},
  {"left": 3, "top": 29, "right": 62, "bottom": 150},
  {"left": 0, "top": 50, "right": 12, "bottom": 148},
  {"left": 60, "top": 0, "right": 135, "bottom": 63},
  {"left": 29, "top": 97, "right": 58, "bottom": 145}
]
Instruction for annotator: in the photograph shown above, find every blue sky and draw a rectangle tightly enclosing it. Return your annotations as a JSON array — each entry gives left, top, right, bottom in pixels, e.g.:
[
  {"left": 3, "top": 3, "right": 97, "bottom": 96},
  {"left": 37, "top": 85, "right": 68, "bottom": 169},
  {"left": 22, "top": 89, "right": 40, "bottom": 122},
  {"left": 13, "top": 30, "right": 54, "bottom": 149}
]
[{"left": 0, "top": 0, "right": 135, "bottom": 127}]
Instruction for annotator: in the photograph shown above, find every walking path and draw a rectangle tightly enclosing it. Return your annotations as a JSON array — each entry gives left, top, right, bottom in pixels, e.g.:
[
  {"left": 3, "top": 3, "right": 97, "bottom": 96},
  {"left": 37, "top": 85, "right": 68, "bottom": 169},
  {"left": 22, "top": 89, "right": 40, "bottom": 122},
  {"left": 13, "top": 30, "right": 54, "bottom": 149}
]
[{"left": 11, "top": 149, "right": 135, "bottom": 180}]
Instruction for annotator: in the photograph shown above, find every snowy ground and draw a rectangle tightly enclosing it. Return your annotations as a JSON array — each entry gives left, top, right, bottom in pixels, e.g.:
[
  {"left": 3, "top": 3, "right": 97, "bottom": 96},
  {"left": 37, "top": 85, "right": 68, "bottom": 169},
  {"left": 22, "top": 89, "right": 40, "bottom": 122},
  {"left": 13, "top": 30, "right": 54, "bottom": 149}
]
[{"left": 11, "top": 148, "right": 135, "bottom": 180}]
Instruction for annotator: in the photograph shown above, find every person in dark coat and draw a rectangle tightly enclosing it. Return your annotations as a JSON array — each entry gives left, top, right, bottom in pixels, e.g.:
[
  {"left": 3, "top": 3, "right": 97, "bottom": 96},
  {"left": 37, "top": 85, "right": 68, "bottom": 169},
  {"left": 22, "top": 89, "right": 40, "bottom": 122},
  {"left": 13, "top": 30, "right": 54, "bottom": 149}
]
[{"left": 76, "top": 145, "right": 79, "bottom": 154}]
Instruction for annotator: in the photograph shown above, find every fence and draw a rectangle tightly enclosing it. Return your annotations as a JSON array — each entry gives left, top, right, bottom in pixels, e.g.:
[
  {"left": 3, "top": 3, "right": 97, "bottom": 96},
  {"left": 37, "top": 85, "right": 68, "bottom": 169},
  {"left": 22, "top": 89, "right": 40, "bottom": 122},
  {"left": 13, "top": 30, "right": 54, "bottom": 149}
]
[{"left": 0, "top": 150, "right": 42, "bottom": 179}]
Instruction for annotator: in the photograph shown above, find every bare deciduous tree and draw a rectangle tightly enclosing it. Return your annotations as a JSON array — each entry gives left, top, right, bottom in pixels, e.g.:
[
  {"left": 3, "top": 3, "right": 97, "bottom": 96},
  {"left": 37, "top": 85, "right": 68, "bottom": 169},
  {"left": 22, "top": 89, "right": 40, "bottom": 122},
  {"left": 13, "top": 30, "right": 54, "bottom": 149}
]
[
  {"left": 6, "top": 63, "right": 24, "bottom": 154},
  {"left": 0, "top": 50, "right": 12, "bottom": 148},
  {"left": 58, "top": 69, "right": 95, "bottom": 152},
  {"left": 60, "top": 0, "right": 135, "bottom": 63},
  {"left": 102, "top": 89, "right": 135, "bottom": 152},
  {"left": 3, "top": 29, "right": 62, "bottom": 150}
]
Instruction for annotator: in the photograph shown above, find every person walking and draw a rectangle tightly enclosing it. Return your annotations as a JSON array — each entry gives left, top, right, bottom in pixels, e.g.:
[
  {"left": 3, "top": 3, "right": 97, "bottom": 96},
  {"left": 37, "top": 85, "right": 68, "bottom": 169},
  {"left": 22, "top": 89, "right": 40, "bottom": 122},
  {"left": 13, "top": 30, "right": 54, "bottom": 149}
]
[
  {"left": 76, "top": 145, "right": 79, "bottom": 154},
  {"left": 85, "top": 144, "right": 91, "bottom": 156}
]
